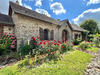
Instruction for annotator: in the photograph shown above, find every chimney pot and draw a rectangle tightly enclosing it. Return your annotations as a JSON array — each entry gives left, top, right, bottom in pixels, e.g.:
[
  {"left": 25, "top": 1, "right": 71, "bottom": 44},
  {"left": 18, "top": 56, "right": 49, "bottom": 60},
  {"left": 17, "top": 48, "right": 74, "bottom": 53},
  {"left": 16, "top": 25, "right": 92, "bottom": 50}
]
[{"left": 16, "top": 0, "right": 19, "bottom": 5}]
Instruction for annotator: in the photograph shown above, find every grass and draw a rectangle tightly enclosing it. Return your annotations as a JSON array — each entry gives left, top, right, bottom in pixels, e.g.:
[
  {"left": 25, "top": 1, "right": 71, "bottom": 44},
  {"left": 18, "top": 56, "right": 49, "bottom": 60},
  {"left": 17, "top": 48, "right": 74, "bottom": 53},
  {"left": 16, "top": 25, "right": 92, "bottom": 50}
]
[
  {"left": 0, "top": 50, "right": 93, "bottom": 75},
  {"left": 87, "top": 47, "right": 99, "bottom": 52}
]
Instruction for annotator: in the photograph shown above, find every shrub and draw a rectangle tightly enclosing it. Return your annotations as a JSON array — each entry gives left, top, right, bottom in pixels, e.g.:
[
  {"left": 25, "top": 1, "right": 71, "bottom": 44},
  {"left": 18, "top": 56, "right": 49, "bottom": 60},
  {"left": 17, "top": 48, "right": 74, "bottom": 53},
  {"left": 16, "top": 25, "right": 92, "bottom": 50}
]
[
  {"left": 0, "top": 33, "right": 17, "bottom": 55},
  {"left": 18, "top": 55, "right": 33, "bottom": 68},
  {"left": 59, "top": 40, "right": 74, "bottom": 53},
  {"left": 73, "top": 38, "right": 82, "bottom": 45},
  {"left": 19, "top": 37, "right": 40, "bottom": 56},
  {"left": 78, "top": 41, "right": 91, "bottom": 50},
  {"left": 19, "top": 44, "right": 32, "bottom": 56},
  {"left": 94, "top": 33, "right": 100, "bottom": 47}
]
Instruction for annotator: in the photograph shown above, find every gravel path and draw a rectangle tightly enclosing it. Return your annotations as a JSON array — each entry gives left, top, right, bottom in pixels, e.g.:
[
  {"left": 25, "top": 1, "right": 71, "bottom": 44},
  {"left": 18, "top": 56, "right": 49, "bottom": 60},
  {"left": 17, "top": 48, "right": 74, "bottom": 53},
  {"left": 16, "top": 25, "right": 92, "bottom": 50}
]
[{"left": 85, "top": 48, "right": 100, "bottom": 75}]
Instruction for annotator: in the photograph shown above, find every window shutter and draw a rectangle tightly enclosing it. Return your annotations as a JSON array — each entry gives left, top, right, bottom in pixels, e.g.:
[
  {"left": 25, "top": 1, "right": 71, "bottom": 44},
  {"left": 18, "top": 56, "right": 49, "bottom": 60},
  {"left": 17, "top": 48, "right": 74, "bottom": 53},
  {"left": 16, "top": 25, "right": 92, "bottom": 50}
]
[
  {"left": 39, "top": 28, "right": 44, "bottom": 40},
  {"left": 50, "top": 30, "right": 54, "bottom": 40}
]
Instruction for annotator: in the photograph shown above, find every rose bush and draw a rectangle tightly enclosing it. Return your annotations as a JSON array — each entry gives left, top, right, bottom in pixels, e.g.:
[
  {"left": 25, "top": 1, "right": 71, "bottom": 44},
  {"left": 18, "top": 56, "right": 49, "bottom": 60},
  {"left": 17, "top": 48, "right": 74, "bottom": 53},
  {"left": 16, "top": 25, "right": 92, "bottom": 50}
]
[
  {"left": 78, "top": 41, "right": 93, "bottom": 50},
  {"left": 0, "top": 33, "right": 17, "bottom": 55}
]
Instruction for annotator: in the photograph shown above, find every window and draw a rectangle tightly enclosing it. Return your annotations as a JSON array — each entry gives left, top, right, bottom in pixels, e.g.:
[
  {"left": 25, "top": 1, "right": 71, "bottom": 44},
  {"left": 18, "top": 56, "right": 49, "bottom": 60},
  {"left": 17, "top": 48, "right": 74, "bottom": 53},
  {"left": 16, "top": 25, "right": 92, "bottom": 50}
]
[
  {"left": 44, "top": 29, "right": 48, "bottom": 40},
  {"left": 75, "top": 34, "right": 78, "bottom": 40},
  {"left": 79, "top": 34, "right": 81, "bottom": 38},
  {"left": 39, "top": 28, "right": 44, "bottom": 40},
  {"left": 50, "top": 30, "right": 54, "bottom": 40}
]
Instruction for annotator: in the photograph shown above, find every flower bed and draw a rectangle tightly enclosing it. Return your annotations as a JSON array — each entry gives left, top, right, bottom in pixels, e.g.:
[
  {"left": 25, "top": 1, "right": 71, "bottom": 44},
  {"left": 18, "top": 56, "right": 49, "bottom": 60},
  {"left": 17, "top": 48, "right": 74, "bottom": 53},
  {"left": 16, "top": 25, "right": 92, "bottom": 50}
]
[{"left": 18, "top": 37, "right": 74, "bottom": 67}]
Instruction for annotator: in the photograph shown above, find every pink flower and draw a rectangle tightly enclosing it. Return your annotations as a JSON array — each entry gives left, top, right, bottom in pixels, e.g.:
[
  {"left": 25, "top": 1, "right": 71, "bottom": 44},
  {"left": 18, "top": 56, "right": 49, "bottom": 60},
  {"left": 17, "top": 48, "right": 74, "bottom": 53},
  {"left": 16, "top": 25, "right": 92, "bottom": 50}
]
[
  {"left": 4, "top": 33, "right": 7, "bottom": 35},
  {"left": 5, "top": 41, "right": 7, "bottom": 43},
  {"left": 11, "top": 39, "right": 16, "bottom": 44},
  {"left": 11, "top": 45, "right": 15, "bottom": 48},
  {"left": 11, "top": 37, "right": 15, "bottom": 39},
  {"left": 3, "top": 45, "right": 5, "bottom": 47}
]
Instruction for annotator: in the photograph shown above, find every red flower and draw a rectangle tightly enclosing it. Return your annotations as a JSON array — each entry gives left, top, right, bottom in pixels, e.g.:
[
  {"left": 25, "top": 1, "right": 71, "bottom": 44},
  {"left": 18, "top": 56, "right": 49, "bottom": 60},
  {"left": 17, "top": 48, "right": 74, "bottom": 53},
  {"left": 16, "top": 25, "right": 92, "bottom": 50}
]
[
  {"left": 46, "top": 40, "right": 49, "bottom": 42},
  {"left": 51, "top": 42, "right": 54, "bottom": 44},
  {"left": 54, "top": 43, "right": 56, "bottom": 46},
  {"left": 40, "top": 41, "right": 42, "bottom": 44},
  {"left": 68, "top": 45, "right": 70, "bottom": 46},
  {"left": 41, "top": 45, "right": 43, "bottom": 48},
  {"left": 57, "top": 43, "right": 59, "bottom": 46},
  {"left": 37, "top": 37, "right": 40, "bottom": 39},
  {"left": 43, "top": 42, "right": 46, "bottom": 45},
  {"left": 33, "top": 43, "right": 35, "bottom": 45},
  {"left": 61, "top": 45, "right": 64, "bottom": 49},
  {"left": 48, "top": 49, "right": 50, "bottom": 51},
  {"left": 58, "top": 41, "right": 61, "bottom": 44},
  {"left": 33, "top": 38, "right": 35, "bottom": 41},
  {"left": 54, "top": 40, "right": 56, "bottom": 42},
  {"left": 38, "top": 43, "right": 40, "bottom": 45},
  {"left": 49, "top": 43, "right": 51, "bottom": 46},
  {"left": 50, "top": 53, "right": 52, "bottom": 55},
  {"left": 72, "top": 42, "right": 75, "bottom": 45},
  {"left": 32, "top": 37, "right": 34, "bottom": 38}
]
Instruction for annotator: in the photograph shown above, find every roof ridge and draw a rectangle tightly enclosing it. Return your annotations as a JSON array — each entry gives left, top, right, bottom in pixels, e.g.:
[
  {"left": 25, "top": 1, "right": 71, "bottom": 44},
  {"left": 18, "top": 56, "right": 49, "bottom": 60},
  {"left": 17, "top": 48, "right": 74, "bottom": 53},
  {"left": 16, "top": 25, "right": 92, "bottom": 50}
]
[{"left": 9, "top": 1, "right": 59, "bottom": 23}]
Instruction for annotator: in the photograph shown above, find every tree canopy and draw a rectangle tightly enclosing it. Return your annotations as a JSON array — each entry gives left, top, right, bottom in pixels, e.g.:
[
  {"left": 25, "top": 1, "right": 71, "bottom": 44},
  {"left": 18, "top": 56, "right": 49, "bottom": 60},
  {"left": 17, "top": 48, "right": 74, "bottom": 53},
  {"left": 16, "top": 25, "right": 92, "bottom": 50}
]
[{"left": 80, "top": 19, "right": 99, "bottom": 34}]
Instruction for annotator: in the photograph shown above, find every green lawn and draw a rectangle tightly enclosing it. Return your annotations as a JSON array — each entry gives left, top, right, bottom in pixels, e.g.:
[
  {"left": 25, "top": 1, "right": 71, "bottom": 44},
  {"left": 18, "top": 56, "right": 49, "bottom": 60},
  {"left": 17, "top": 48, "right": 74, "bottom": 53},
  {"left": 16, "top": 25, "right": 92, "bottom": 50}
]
[
  {"left": 87, "top": 47, "right": 99, "bottom": 52},
  {"left": 0, "top": 50, "right": 93, "bottom": 75}
]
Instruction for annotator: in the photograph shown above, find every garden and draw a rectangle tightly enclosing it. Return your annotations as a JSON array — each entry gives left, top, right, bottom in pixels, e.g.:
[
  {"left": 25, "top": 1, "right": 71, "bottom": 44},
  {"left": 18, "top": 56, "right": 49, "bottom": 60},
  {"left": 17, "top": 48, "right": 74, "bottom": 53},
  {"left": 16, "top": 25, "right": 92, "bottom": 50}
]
[{"left": 0, "top": 32, "right": 100, "bottom": 75}]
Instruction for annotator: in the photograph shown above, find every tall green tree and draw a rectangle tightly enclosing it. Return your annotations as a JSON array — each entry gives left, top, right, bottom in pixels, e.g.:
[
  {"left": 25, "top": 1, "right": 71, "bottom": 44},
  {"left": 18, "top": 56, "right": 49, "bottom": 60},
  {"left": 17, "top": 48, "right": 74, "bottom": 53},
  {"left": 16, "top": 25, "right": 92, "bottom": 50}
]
[{"left": 80, "top": 19, "right": 99, "bottom": 34}]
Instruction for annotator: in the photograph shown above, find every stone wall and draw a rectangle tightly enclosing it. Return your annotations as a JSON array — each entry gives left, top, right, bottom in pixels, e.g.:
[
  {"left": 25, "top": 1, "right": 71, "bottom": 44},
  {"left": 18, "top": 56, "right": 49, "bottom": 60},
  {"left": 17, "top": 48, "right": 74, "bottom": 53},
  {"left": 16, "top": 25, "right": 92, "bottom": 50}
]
[
  {"left": 12, "top": 13, "right": 59, "bottom": 50},
  {"left": 59, "top": 23, "right": 72, "bottom": 41},
  {"left": 72, "top": 31, "right": 82, "bottom": 40},
  {"left": 4, "top": 26, "right": 14, "bottom": 34}
]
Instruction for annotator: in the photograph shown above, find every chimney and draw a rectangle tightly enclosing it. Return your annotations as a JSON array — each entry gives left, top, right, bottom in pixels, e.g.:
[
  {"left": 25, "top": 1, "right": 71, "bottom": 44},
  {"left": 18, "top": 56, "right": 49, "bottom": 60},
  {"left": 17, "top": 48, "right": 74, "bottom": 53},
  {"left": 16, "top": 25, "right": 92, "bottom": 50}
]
[
  {"left": 57, "top": 19, "right": 60, "bottom": 21},
  {"left": 16, "top": 0, "right": 19, "bottom": 5}
]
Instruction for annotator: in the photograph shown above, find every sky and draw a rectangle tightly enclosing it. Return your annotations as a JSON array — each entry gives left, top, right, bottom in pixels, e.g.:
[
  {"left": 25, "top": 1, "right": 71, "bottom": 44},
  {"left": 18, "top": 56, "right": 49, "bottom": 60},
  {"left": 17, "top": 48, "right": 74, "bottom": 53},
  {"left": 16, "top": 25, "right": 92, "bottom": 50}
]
[{"left": 0, "top": 0, "right": 100, "bottom": 26}]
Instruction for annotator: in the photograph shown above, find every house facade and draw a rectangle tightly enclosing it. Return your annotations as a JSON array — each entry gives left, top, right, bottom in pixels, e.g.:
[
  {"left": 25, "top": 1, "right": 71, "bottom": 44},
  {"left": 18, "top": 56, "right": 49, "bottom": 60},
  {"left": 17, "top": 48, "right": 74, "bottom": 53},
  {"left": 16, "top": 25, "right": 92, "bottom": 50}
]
[{"left": 0, "top": 1, "right": 86, "bottom": 49}]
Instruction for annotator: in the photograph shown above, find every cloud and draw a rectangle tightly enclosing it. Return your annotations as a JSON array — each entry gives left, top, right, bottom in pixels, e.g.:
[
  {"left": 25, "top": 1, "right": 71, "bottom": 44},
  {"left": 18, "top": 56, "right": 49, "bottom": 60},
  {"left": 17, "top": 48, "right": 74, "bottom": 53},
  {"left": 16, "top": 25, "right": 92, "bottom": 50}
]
[
  {"left": 35, "top": 8, "right": 51, "bottom": 17},
  {"left": 23, "top": 4, "right": 32, "bottom": 10},
  {"left": 0, "top": 0, "right": 22, "bottom": 14},
  {"left": 73, "top": 7, "right": 100, "bottom": 25},
  {"left": 87, "top": 0, "right": 100, "bottom": 5},
  {"left": 35, "top": 0, "right": 42, "bottom": 7},
  {"left": 49, "top": 0, "right": 54, "bottom": 2},
  {"left": 50, "top": 2, "right": 66, "bottom": 15}
]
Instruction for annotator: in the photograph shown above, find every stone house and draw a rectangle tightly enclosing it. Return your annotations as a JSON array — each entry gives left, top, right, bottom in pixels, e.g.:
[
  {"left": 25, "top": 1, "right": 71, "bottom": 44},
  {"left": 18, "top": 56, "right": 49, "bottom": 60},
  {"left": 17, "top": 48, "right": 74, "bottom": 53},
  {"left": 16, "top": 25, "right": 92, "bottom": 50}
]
[{"left": 0, "top": 1, "right": 86, "bottom": 49}]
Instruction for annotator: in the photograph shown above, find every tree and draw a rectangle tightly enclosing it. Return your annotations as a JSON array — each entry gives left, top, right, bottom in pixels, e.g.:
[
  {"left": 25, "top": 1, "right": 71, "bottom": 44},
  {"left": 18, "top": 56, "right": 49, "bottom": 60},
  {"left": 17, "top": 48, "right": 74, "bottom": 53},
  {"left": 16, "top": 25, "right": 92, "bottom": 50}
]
[{"left": 80, "top": 19, "right": 99, "bottom": 34}]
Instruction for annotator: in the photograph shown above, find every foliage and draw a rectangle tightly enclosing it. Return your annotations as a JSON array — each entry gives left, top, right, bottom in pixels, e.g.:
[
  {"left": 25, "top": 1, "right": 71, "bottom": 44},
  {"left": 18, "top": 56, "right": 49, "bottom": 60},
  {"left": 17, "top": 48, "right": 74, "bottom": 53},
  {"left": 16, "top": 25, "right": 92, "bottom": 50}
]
[
  {"left": 18, "top": 55, "right": 33, "bottom": 68},
  {"left": 78, "top": 41, "right": 92, "bottom": 50},
  {"left": 73, "top": 38, "right": 82, "bottom": 45},
  {"left": 88, "top": 34, "right": 94, "bottom": 42},
  {"left": 87, "top": 47, "right": 99, "bottom": 52},
  {"left": 0, "top": 33, "right": 17, "bottom": 55},
  {"left": 19, "top": 44, "right": 31, "bottom": 56},
  {"left": 93, "top": 33, "right": 100, "bottom": 47},
  {"left": 19, "top": 37, "right": 40, "bottom": 56},
  {"left": 0, "top": 50, "right": 93, "bottom": 75},
  {"left": 80, "top": 19, "right": 99, "bottom": 34}
]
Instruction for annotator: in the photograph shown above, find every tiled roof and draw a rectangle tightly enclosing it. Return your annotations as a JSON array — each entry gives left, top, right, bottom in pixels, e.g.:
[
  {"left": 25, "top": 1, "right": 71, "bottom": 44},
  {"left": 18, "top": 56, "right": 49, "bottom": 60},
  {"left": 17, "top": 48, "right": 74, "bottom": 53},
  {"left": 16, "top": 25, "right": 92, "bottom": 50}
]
[
  {"left": 0, "top": 13, "right": 14, "bottom": 25},
  {"left": 9, "top": 1, "right": 60, "bottom": 25}
]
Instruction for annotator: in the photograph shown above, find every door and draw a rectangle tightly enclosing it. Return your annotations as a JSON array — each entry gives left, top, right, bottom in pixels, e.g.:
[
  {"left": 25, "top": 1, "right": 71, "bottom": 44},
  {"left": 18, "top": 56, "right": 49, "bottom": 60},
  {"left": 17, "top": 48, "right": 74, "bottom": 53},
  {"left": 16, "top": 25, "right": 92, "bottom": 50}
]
[{"left": 62, "top": 30, "right": 68, "bottom": 43}]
